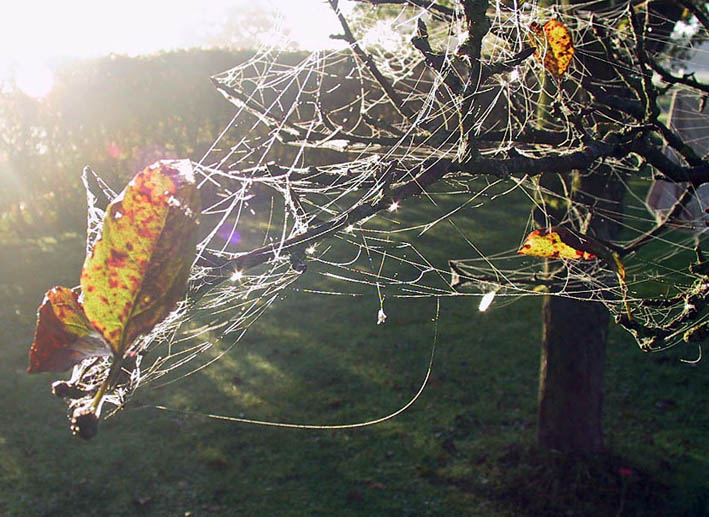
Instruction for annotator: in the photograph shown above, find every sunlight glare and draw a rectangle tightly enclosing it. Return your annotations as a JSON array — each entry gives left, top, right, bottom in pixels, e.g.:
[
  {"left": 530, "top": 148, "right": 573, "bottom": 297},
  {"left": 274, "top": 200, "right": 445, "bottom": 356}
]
[
  {"left": 15, "top": 63, "right": 54, "bottom": 99},
  {"left": 361, "top": 20, "right": 406, "bottom": 53},
  {"left": 270, "top": 0, "right": 354, "bottom": 50},
  {"left": 0, "top": 0, "right": 352, "bottom": 76}
]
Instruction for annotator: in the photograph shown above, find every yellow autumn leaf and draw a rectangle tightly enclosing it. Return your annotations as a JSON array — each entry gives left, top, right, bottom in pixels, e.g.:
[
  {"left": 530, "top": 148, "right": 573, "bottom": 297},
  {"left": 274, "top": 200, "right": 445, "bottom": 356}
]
[
  {"left": 518, "top": 228, "right": 596, "bottom": 260},
  {"left": 519, "top": 226, "right": 632, "bottom": 319},
  {"left": 529, "top": 19, "right": 574, "bottom": 78}
]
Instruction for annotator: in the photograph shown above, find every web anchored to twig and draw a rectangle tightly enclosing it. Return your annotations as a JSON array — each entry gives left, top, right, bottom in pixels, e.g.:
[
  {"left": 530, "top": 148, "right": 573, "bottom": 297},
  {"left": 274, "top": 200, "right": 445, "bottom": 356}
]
[{"left": 56, "top": 0, "right": 709, "bottom": 435}]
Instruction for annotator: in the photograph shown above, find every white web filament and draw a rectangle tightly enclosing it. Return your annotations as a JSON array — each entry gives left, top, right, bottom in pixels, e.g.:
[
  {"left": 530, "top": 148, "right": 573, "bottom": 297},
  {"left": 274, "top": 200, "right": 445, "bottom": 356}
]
[{"left": 67, "top": 0, "right": 709, "bottom": 428}]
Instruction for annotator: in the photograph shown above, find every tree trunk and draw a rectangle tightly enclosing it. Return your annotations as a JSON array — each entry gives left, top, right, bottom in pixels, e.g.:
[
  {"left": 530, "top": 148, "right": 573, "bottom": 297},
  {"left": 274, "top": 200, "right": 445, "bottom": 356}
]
[
  {"left": 532, "top": 0, "right": 631, "bottom": 449},
  {"left": 538, "top": 296, "right": 608, "bottom": 452},
  {"left": 535, "top": 149, "right": 623, "bottom": 451}
]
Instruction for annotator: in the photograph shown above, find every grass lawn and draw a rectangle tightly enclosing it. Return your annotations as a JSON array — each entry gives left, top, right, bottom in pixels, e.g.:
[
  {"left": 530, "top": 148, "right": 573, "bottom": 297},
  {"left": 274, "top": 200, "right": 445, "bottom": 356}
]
[{"left": 2, "top": 189, "right": 709, "bottom": 515}]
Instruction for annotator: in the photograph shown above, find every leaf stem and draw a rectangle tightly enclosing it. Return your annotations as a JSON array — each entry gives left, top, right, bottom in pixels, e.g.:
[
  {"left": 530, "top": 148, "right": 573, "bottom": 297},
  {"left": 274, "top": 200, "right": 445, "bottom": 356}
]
[{"left": 90, "top": 357, "right": 123, "bottom": 413}]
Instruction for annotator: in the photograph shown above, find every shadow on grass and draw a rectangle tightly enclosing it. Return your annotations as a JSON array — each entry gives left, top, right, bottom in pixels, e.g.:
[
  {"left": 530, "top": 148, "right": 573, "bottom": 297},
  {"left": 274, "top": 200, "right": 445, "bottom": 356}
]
[
  {"left": 419, "top": 438, "right": 683, "bottom": 516},
  {"left": 3, "top": 185, "right": 709, "bottom": 515}
]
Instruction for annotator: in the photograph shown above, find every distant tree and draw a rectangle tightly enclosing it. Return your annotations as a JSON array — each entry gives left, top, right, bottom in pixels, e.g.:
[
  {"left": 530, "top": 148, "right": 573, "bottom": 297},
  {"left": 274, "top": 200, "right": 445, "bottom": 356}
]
[
  {"left": 194, "top": 0, "right": 709, "bottom": 453},
  {"left": 0, "top": 49, "right": 255, "bottom": 234}
]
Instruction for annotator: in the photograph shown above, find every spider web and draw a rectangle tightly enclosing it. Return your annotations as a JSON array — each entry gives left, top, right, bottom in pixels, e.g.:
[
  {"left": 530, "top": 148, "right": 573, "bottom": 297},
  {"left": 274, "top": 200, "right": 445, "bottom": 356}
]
[{"left": 67, "top": 0, "right": 709, "bottom": 423}]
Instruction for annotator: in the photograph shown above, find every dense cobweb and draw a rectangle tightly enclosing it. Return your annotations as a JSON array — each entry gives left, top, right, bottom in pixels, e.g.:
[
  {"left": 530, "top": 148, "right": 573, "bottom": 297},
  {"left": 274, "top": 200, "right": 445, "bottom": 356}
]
[{"left": 71, "top": 0, "right": 709, "bottom": 420}]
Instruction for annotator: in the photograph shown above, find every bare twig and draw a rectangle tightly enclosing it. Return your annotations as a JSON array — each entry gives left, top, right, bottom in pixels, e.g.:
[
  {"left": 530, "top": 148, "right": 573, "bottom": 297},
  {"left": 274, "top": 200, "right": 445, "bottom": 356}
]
[
  {"left": 583, "top": 79, "right": 644, "bottom": 120},
  {"left": 628, "top": 3, "right": 659, "bottom": 121},
  {"left": 449, "top": 260, "right": 556, "bottom": 288},
  {"left": 648, "top": 59, "right": 709, "bottom": 96},
  {"left": 480, "top": 47, "right": 536, "bottom": 83},
  {"left": 351, "top": 0, "right": 455, "bottom": 21},
  {"left": 631, "top": 137, "right": 709, "bottom": 185},
  {"left": 328, "top": 0, "right": 417, "bottom": 122},
  {"left": 620, "top": 186, "right": 696, "bottom": 257},
  {"left": 411, "top": 19, "right": 464, "bottom": 93},
  {"left": 654, "top": 118, "right": 704, "bottom": 167}
]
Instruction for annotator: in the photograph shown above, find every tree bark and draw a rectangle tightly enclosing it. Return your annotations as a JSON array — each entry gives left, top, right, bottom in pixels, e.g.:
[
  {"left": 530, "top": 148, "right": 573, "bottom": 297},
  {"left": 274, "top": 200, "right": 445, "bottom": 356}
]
[
  {"left": 535, "top": 139, "right": 624, "bottom": 450},
  {"left": 535, "top": 156, "right": 623, "bottom": 452},
  {"left": 538, "top": 296, "right": 608, "bottom": 452}
]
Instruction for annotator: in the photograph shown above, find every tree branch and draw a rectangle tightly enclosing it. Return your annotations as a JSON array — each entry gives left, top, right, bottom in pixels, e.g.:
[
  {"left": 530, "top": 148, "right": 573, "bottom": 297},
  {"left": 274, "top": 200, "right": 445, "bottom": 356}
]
[
  {"left": 328, "top": 0, "right": 417, "bottom": 123},
  {"left": 477, "top": 129, "right": 569, "bottom": 146},
  {"left": 469, "top": 140, "right": 621, "bottom": 177},
  {"left": 351, "top": 0, "right": 456, "bottom": 21},
  {"left": 648, "top": 58, "right": 709, "bottom": 96},
  {"left": 631, "top": 137, "right": 709, "bottom": 185},
  {"left": 200, "top": 159, "right": 454, "bottom": 282}
]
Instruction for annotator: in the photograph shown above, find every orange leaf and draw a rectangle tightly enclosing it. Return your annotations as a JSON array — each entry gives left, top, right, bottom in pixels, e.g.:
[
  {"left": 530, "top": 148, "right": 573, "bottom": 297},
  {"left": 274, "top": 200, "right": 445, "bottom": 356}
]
[
  {"left": 529, "top": 19, "right": 574, "bottom": 78},
  {"left": 27, "top": 287, "right": 110, "bottom": 373},
  {"left": 518, "top": 228, "right": 596, "bottom": 260}
]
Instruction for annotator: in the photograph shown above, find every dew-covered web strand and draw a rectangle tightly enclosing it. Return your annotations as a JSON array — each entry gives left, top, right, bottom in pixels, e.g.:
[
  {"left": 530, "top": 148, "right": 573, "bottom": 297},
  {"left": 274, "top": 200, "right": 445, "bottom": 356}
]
[
  {"left": 202, "top": 7, "right": 698, "bottom": 335},
  {"left": 148, "top": 297, "right": 440, "bottom": 430},
  {"left": 198, "top": 6, "right": 644, "bottom": 337},
  {"left": 75, "top": 0, "right": 709, "bottom": 423},
  {"left": 117, "top": 4, "right": 454, "bottom": 421}
]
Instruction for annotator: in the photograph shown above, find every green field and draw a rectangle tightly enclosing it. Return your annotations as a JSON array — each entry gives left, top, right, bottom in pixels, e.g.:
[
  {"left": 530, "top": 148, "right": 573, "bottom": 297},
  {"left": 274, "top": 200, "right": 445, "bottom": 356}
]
[{"left": 2, "top": 209, "right": 709, "bottom": 516}]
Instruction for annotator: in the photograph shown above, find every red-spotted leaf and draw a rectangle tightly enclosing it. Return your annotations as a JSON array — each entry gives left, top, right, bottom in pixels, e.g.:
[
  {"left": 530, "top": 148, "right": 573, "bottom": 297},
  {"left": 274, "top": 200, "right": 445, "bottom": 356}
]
[
  {"left": 80, "top": 160, "right": 200, "bottom": 355},
  {"left": 529, "top": 19, "right": 575, "bottom": 78},
  {"left": 518, "top": 228, "right": 596, "bottom": 260},
  {"left": 27, "top": 286, "right": 111, "bottom": 373},
  {"left": 518, "top": 226, "right": 630, "bottom": 315}
]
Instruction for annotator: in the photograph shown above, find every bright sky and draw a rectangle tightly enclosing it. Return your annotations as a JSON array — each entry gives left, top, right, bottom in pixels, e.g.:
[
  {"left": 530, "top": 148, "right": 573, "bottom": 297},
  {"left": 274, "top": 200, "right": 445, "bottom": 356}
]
[{"left": 0, "top": 0, "right": 352, "bottom": 96}]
